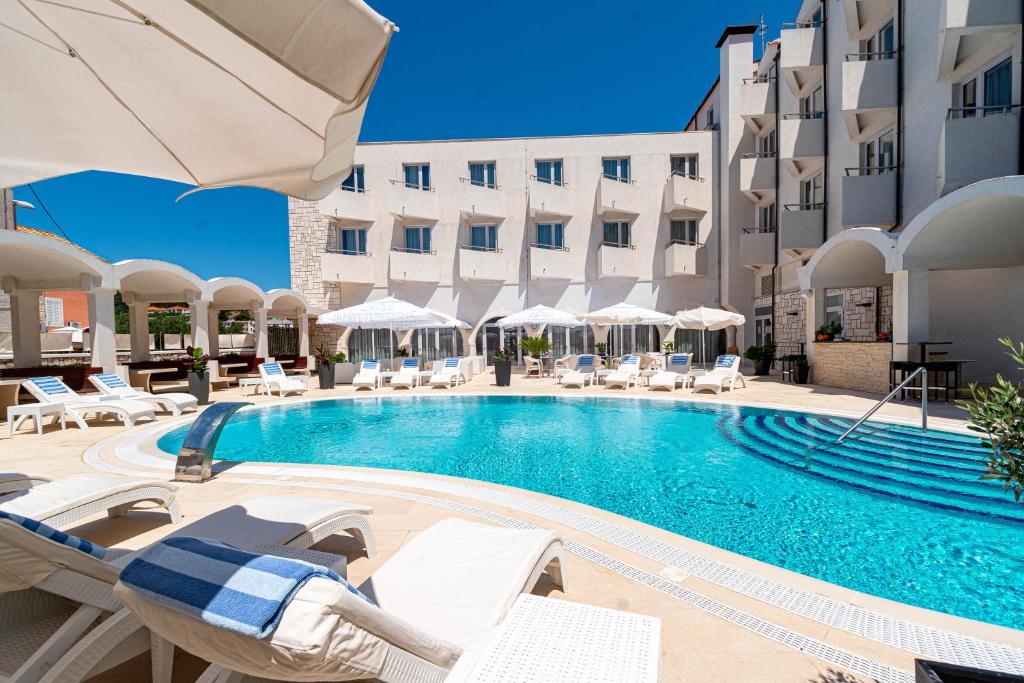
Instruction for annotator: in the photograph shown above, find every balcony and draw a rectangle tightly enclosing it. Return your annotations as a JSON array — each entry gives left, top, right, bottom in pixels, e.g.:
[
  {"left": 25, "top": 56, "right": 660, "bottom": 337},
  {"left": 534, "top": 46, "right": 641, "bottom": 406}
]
[
  {"left": 529, "top": 245, "right": 572, "bottom": 281},
  {"left": 779, "top": 114, "right": 825, "bottom": 176},
  {"left": 597, "top": 243, "right": 640, "bottom": 279},
  {"left": 841, "top": 0, "right": 896, "bottom": 40},
  {"left": 458, "top": 179, "right": 506, "bottom": 220},
  {"left": 322, "top": 250, "right": 376, "bottom": 285},
  {"left": 780, "top": 205, "right": 825, "bottom": 254},
  {"left": 662, "top": 172, "right": 709, "bottom": 215},
  {"left": 740, "top": 154, "right": 777, "bottom": 200},
  {"left": 739, "top": 229, "right": 776, "bottom": 268},
  {"left": 528, "top": 177, "right": 573, "bottom": 217},
  {"left": 387, "top": 182, "right": 440, "bottom": 222},
  {"left": 939, "top": 0, "right": 1021, "bottom": 81},
  {"left": 939, "top": 107, "right": 1021, "bottom": 195},
  {"left": 389, "top": 248, "right": 441, "bottom": 284},
  {"left": 739, "top": 78, "right": 776, "bottom": 134},
  {"left": 842, "top": 170, "right": 897, "bottom": 228},
  {"left": 320, "top": 189, "right": 375, "bottom": 223},
  {"left": 458, "top": 246, "right": 507, "bottom": 282},
  {"left": 597, "top": 175, "right": 641, "bottom": 217},
  {"left": 841, "top": 56, "right": 897, "bottom": 139},
  {"left": 779, "top": 24, "right": 823, "bottom": 95},
  {"left": 664, "top": 241, "right": 707, "bottom": 277}
]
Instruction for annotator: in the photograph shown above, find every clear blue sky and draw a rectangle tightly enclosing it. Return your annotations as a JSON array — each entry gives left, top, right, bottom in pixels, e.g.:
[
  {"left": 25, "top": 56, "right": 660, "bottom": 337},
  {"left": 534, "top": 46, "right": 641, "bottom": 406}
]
[{"left": 13, "top": 0, "right": 796, "bottom": 290}]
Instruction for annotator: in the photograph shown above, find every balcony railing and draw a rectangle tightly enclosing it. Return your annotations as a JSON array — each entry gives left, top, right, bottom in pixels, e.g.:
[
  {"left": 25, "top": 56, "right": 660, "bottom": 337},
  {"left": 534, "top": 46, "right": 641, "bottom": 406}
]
[
  {"left": 529, "top": 174, "right": 567, "bottom": 187},
  {"left": 391, "top": 247, "right": 436, "bottom": 255},
  {"left": 844, "top": 166, "right": 898, "bottom": 176},
  {"left": 947, "top": 104, "right": 1021, "bottom": 119},
  {"left": 530, "top": 242, "right": 570, "bottom": 252},
  {"left": 459, "top": 244, "right": 502, "bottom": 253},
  {"left": 784, "top": 203, "right": 826, "bottom": 211},
  {"left": 845, "top": 51, "right": 897, "bottom": 62},
  {"left": 781, "top": 111, "right": 826, "bottom": 120},
  {"left": 389, "top": 179, "right": 435, "bottom": 191},
  {"left": 458, "top": 177, "right": 500, "bottom": 190},
  {"left": 602, "top": 174, "right": 637, "bottom": 184},
  {"left": 668, "top": 170, "right": 705, "bottom": 183},
  {"left": 339, "top": 186, "right": 368, "bottom": 193},
  {"left": 742, "top": 75, "right": 775, "bottom": 84},
  {"left": 601, "top": 241, "right": 636, "bottom": 249},
  {"left": 782, "top": 20, "right": 822, "bottom": 29},
  {"left": 325, "top": 247, "right": 372, "bottom": 257},
  {"left": 742, "top": 151, "right": 777, "bottom": 159},
  {"left": 742, "top": 226, "right": 777, "bottom": 234},
  {"left": 665, "top": 239, "right": 703, "bottom": 248}
]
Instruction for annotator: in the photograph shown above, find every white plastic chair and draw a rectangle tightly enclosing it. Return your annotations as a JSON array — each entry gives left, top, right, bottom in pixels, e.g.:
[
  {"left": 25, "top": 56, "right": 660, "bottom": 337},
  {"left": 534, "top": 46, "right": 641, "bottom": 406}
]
[
  {"left": 352, "top": 359, "right": 381, "bottom": 391},
  {"left": 429, "top": 357, "right": 465, "bottom": 388},
  {"left": 22, "top": 377, "right": 155, "bottom": 429},
  {"left": 604, "top": 355, "right": 642, "bottom": 389},
  {"left": 258, "top": 362, "right": 307, "bottom": 397},
  {"left": 389, "top": 358, "right": 421, "bottom": 390},
  {"left": 561, "top": 355, "right": 596, "bottom": 388},
  {"left": 648, "top": 354, "right": 694, "bottom": 392},
  {"left": 88, "top": 373, "right": 198, "bottom": 416},
  {"left": 691, "top": 355, "right": 747, "bottom": 396}
]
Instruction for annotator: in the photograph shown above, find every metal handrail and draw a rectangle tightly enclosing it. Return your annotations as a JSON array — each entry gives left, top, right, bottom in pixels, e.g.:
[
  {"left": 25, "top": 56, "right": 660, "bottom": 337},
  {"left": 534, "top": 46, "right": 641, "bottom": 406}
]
[
  {"left": 782, "top": 21, "right": 822, "bottom": 29},
  {"left": 530, "top": 242, "right": 569, "bottom": 252},
  {"left": 742, "top": 151, "right": 777, "bottom": 159},
  {"left": 783, "top": 202, "right": 825, "bottom": 211},
  {"left": 391, "top": 247, "right": 437, "bottom": 255},
  {"left": 459, "top": 177, "right": 501, "bottom": 190},
  {"left": 529, "top": 174, "right": 567, "bottom": 187},
  {"left": 389, "top": 179, "right": 436, "bottom": 191},
  {"left": 781, "top": 111, "right": 825, "bottom": 120},
  {"left": 844, "top": 51, "right": 896, "bottom": 62},
  {"left": 837, "top": 366, "right": 927, "bottom": 442},
  {"left": 339, "top": 186, "right": 368, "bottom": 193},
  {"left": 742, "top": 226, "right": 776, "bottom": 234},
  {"left": 668, "top": 170, "right": 705, "bottom": 183},
  {"left": 460, "top": 244, "right": 503, "bottom": 253},
  {"left": 602, "top": 173, "right": 637, "bottom": 185},
  {"left": 325, "top": 247, "right": 372, "bottom": 257},
  {"left": 947, "top": 104, "right": 1021, "bottom": 119},
  {"left": 601, "top": 241, "right": 636, "bottom": 250},
  {"left": 742, "top": 76, "right": 775, "bottom": 84},
  {"left": 845, "top": 166, "right": 898, "bottom": 176},
  {"left": 665, "top": 238, "right": 704, "bottom": 248}
]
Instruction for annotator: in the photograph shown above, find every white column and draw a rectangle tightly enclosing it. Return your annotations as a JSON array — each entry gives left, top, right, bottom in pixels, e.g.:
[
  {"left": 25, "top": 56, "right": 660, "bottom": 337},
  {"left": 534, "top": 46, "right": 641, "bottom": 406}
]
[
  {"left": 803, "top": 288, "right": 826, "bottom": 379},
  {"left": 207, "top": 307, "right": 220, "bottom": 357},
  {"left": 190, "top": 300, "right": 210, "bottom": 353},
  {"left": 89, "top": 288, "right": 117, "bottom": 372},
  {"left": 892, "top": 270, "right": 929, "bottom": 362},
  {"left": 254, "top": 306, "right": 269, "bottom": 358},
  {"left": 297, "top": 309, "right": 310, "bottom": 357},
  {"left": 127, "top": 297, "right": 150, "bottom": 362},
  {"left": 10, "top": 290, "right": 42, "bottom": 368}
]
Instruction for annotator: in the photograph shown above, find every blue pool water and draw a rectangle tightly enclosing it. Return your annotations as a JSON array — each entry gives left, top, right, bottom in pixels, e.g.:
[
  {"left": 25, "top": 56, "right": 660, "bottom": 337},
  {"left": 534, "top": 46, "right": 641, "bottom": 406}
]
[{"left": 158, "top": 396, "right": 1024, "bottom": 630}]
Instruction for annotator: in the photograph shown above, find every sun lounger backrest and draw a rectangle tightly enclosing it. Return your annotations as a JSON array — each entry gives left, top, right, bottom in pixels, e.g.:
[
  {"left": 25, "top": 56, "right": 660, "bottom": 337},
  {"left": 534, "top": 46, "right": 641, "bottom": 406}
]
[
  {"left": 619, "top": 355, "right": 640, "bottom": 369},
  {"left": 402, "top": 358, "right": 419, "bottom": 369},
  {"left": 442, "top": 357, "right": 460, "bottom": 370},
  {"left": 713, "top": 355, "right": 739, "bottom": 372},
  {"left": 0, "top": 514, "right": 118, "bottom": 591},
  {"left": 93, "top": 373, "right": 130, "bottom": 390},
  {"left": 360, "top": 360, "right": 379, "bottom": 372},
  {"left": 576, "top": 355, "right": 595, "bottom": 369},
  {"left": 25, "top": 376, "right": 79, "bottom": 403},
  {"left": 667, "top": 354, "right": 691, "bottom": 371},
  {"left": 261, "top": 362, "right": 284, "bottom": 376}
]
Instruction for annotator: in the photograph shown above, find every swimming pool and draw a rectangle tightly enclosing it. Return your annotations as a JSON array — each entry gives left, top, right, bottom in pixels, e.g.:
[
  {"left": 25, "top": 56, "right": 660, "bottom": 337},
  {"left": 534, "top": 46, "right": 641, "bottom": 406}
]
[{"left": 157, "top": 395, "right": 1024, "bottom": 630}]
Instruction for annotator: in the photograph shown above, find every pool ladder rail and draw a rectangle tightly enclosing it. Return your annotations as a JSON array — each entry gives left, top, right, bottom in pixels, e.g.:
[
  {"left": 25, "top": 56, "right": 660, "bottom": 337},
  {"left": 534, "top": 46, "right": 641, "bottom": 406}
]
[{"left": 836, "top": 366, "right": 927, "bottom": 443}]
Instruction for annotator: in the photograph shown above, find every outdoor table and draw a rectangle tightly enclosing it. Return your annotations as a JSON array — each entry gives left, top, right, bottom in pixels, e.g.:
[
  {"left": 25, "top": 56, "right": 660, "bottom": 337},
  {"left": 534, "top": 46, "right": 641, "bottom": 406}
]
[
  {"left": 377, "top": 371, "right": 397, "bottom": 387},
  {"left": 238, "top": 377, "right": 264, "bottom": 396},
  {"left": 8, "top": 403, "right": 65, "bottom": 436},
  {"left": 445, "top": 594, "right": 660, "bottom": 683},
  {"left": 0, "top": 379, "right": 24, "bottom": 423},
  {"left": 890, "top": 359, "right": 976, "bottom": 402},
  {"left": 896, "top": 341, "right": 952, "bottom": 363},
  {"left": 639, "top": 369, "right": 660, "bottom": 386},
  {"left": 594, "top": 368, "right": 612, "bottom": 385},
  {"left": 417, "top": 370, "right": 434, "bottom": 385},
  {"left": 129, "top": 367, "right": 178, "bottom": 392}
]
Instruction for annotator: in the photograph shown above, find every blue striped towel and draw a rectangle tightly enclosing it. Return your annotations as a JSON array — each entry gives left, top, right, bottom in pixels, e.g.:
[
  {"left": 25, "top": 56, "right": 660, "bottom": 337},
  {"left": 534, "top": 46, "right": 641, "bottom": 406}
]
[
  {"left": 30, "top": 376, "right": 72, "bottom": 395},
  {"left": 95, "top": 373, "right": 129, "bottom": 388},
  {"left": 621, "top": 355, "right": 640, "bottom": 365},
  {"left": 577, "top": 355, "right": 595, "bottom": 368},
  {"left": 716, "top": 355, "right": 738, "bottom": 368},
  {"left": 669, "top": 355, "right": 690, "bottom": 367},
  {"left": 0, "top": 511, "right": 107, "bottom": 559},
  {"left": 262, "top": 363, "right": 284, "bottom": 376},
  {"left": 119, "top": 536, "right": 375, "bottom": 639},
  {"left": 362, "top": 360, "right": 379, "bottom": 370},
  {"left": 402, "top": 358, "right": 419, "bottom": 368},
  {"left": 443, "top": 358, "right": 459, "bottom": 368}
]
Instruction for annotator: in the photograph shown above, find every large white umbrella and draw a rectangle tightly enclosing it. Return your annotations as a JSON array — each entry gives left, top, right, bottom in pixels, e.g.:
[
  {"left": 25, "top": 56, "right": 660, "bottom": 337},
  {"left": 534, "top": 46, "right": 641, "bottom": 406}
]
[
  {"left": 582, "top": 302, "right": 673, "bottom": 326},
  {"left": 674, "top": 306, "right": 746, "bottom": 366},
  {"left": 496, "top": 305, "right": 584, "bottom": 330},
  {"left": 420, "top": 308, "right": 471, "bottom": 330},
  {"left": 317, "top": 297, "right": 446, "bottom": 360},
  {"left": 1, "top": 0, "right": 396, "bottom": 201}
]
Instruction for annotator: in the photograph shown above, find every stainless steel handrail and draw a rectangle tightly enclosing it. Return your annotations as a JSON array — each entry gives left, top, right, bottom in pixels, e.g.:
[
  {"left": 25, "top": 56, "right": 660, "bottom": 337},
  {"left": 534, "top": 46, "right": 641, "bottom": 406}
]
[
  {"left": 668, "top": 170, "right": 705, "bottom": 183},
  {"left": 837, "top": 366, "right": 927, "bottom": 442},
  {"left": 529, "top": 174, "right": 567, "bottom": 187}
]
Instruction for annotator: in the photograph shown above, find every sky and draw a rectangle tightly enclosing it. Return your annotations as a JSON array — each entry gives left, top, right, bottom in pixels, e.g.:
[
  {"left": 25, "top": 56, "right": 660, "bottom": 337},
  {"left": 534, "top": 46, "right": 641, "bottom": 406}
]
[{"left": 13, "top": 0, "right": 797, "bottom": 290}]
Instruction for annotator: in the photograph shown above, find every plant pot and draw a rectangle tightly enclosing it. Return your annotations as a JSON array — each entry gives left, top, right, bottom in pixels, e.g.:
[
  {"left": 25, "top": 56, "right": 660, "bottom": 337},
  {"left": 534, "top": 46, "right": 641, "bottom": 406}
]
[
  {"left": 793, "top": 364, "right": 809, "bottom": 384},
  {"left": 753, "top": 359, "right": 772, "bottom": 376},
  {"left": 187, "top": 371, "right": 210, "bottom": 405},
  {"left": 816, "top": 334, "right": 833, "bottom": 342},
  {"left": 493, "top": 359, "right": 512, "bottom": 387},
  {"left": 317, "top": 364, "right": 336, "bottom": 390}
]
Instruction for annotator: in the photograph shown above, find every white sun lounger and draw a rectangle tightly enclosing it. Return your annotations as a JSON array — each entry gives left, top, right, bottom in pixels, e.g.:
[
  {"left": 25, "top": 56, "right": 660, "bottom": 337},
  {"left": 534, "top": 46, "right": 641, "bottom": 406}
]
[
  {"left": 561, "top": 354, "right": 596, "bottom": 388},
  {"left": 23, "top": 376, "right": 156, "bottom": 429},
  {"left": 390, "top": 357, "right": 421, "bottom": 390},
  {"left": 0, "top": 495, "right": 377, "bottom": 683},
  {"left": 648, "top": 353, "right": 695, "bottom": 392},
  {"left": 0, "top": 473, "right": 51, "bottom": 496},
  {"left": 258, "top": 362, "right": 308, "bottom": 397},
  {"left": 88, "top": 372, "right": 198, "bottom": 416},
  {"left": 114, "top": 517, "right": 565, "bottom": 683},
  {"left": 0, "top": 475, "right": 181, "bottom": 528},
  {"left": 691, "top": 354, "right": 747, "bottom": 396},
  {"left": 604, "top": 354, "right": 642, "bottom": 389},
  {"left": 430, "top": 357, "right": 465, "bottom": 388},
  {"left": 352, "top": 359, "right": 382, "bottom": 390}
]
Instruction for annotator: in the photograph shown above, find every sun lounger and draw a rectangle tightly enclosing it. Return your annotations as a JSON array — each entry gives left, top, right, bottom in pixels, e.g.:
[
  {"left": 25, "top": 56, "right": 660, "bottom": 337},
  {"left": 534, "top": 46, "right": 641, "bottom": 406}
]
[
  {"left": 0, "top": 473, "right": 50, "bottom": 496},
  {"left": 88, "top": 372, "right": 198, "bottom": 416},
  {"left": 561, "top": 354, "right": 596, "bottom": 388},
  {"left": 352, "top": 359, "right": 381, "bottom": 390},
  {"left": 649, "top": 353, "right": 695, "bottom": 392},
  {"left": 114, "top": 518, "right": 564, "bottom": 683},
  {"left": 258, "top": 362, "right": 308, "bottom": 397},
  {"left": 0, "top": 495, "right": 376, "bottom": 683},
  {"left": 23, "top": 376, "right": 156, "bottom": 429},
  {"left": 429, "top": 357, "right": 465, "bottom": 388},
  {"left": 0, "top": 475, "right": 180, "bottom": 528},
  {"left": 390, "top": 357, "right": 421, "bottom": 389},
  {"left": 604, "top": 354, "right": 642, "bottom": 389},
  {"left": 691, "top": 354, "right": 747, "bottom": 396}
]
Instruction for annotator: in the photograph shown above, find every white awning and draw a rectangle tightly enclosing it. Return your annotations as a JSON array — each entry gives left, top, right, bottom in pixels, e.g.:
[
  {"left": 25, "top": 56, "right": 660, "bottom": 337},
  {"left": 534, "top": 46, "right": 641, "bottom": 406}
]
[{"left": 0, "top": 0, "right": 396, "bottom": 200}]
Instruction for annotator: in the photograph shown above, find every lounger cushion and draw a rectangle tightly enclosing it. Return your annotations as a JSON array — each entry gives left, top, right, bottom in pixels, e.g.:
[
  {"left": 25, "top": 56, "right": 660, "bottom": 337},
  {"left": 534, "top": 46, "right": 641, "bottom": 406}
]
[
  {"left": 0, "top": 476, "right": 177, "bottom": 522},
  {"left": 0, "top": 517, "right": 120, "bottom": 590}
]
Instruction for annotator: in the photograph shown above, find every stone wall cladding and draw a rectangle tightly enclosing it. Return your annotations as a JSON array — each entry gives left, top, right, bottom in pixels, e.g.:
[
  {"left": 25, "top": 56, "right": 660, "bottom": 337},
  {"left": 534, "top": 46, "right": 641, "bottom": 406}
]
[
  {"left": 812, "top": 342, "right": 892, "bottom": 394},
  {"left": 288, "top": 198, "right": 332, "bottom": 309}
]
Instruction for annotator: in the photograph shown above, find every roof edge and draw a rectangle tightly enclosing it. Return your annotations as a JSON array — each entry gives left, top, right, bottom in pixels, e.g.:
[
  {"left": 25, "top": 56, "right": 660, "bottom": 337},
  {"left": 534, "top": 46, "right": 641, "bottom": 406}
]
[{"left": 715, "top": 25, "right": 758, "bottom": 48}]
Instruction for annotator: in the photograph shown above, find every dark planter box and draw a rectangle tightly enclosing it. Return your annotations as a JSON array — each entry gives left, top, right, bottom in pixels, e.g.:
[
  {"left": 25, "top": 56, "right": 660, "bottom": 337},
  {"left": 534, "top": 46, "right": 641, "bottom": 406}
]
[
  {"left": 187, "top": 371, "right": 210, "bottom": 405},
  {"left": 317, "top": 364, "right": 336, "bottom": 390},
  {"left": 916, "top": 659, "right": 1024, "bottom": 683},
  {"left": 793, "top": 364, "right": 810, "bottom": 384},
  {"left": 493, "top": 360, "right": 512, "bottom": 387},
  {"left": 753, "top": 359, "right": 772, "bottom": 376}
]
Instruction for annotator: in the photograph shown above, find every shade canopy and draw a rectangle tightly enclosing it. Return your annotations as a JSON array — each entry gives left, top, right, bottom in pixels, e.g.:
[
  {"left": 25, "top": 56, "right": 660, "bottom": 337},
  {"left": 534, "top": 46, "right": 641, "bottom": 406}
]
[
  {"left": 317, "top": 297, "right": 444, "bottom": 330},
  {"left": 420, "top": 308, "right": 471, "bottom": 330},
  {"left": 675, "top": 306, "right": 746, "bottom": 331},
  {"left": 496, "top": 305, "right": 584, "bottom": 329},
  {"left": 1, "top": 0, "right": 395, "bottom": 200},
  {"left": 582, "top": 302, "right": 674, "bottom": 326}
]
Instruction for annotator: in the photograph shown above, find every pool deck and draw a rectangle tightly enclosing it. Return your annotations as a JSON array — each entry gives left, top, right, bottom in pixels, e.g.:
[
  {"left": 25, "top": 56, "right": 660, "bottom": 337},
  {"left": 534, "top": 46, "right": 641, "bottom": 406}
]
[{"left": 2, "top": 372, "right": 1021, "bottom": 683}]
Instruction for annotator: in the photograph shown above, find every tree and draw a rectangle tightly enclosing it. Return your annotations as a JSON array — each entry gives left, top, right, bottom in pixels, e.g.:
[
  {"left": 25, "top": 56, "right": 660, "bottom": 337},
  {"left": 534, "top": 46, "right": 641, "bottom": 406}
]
[
  {"left": 114, "top": 292, "right": 130, "bottom": 334},
  {"left": 959, "top": 338, "right": 1024, "bottom": 503}
]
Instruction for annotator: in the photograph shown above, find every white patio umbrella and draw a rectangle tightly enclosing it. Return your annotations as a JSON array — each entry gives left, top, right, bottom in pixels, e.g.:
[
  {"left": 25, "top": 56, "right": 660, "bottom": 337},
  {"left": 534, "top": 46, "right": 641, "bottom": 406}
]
[
  {"left": 496, "top": 305, "right": 584, "bottom": 335},
  {"left": 1, "top": 0, "right": 396, "bottom": 201},
  {"left": 317, "top": 297, "right": 446, "bottom": 360},
  {"left": 582, "top": 303, "right": 673, "bottom": 357},
  {"left": 674, "top": 306, "right": 746, "bottom": 366},
  {"left": 420, "top": 308, "right": 471, "bottom": 330}
]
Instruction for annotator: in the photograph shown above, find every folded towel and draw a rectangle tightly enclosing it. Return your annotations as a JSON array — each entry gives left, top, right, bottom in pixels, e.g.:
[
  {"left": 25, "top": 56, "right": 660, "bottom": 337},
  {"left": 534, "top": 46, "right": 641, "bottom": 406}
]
[
  {"left": 0, "top": 511, "right": 107, "bottom": 559},
  {"left": 119, "top": 536, "right": 374, "bottom": 639}
]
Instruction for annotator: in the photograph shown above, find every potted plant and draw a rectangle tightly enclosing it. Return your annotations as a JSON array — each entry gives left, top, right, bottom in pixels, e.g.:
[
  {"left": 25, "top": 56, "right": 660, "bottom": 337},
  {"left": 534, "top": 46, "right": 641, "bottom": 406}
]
[
  {"left": 520, "top": 336, "right": 551, "bottom": 359},
  {"left": 792, "top": 356, "right": 809, "bottom": 384},
  {"left": 397, "top": 345, "right": 410, "bottom": 358},
  {"left": 594, "top": 342, "right": 608, "bottom": 362},
  {"left": 184, "top": 346, "right": 211, "bottom": 405},
  {"left": 743, "top": 342, "right": 776, "bottom": 376},
  {"left": 816, "top": 321, "right": 843, "bottom": 342},
  {"left": 313, "top": 344, "right": 346, "bottom": 389},
  {"left": 492, "top": 347, "right": 513, "bottom": 387}
]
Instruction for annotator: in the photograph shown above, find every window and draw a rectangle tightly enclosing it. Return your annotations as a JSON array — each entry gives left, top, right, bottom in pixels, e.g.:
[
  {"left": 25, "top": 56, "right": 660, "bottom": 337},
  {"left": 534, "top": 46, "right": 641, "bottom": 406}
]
[
  {"left": 44, "top": 297, "right": 64, "bottom": 327},
  {"left": 340, "top": 165, "right": 365, "bottom": 192},
  {"left": 984, "top": 58, "right": 1013, "bottom": 115},
  {"left": 961, "top": 78, "right": 977, "bottom": 118},
  {"left": 825, "top": 292, "right": 845, "bottom": 334},
  {"left": 801, "top": 173, "right": 824, "bottom": 209},
  {"left": 669, "top": 219, "right": 698, "bottom": 245},
  {"left": 535, "top": 159, "right": 563, "bottom": 186},
  {"left": 758, "top": 128, "right": 777, "bottom": 156},
  {"left": 705, "top": 107, "right": 716, "bottom": 130},
  {"left": 671, "top": 155, "right": 699, "bottom": 179},
  {"left": 469, "top": 224, "right": 498, "bottom": 252},
  {"left": 468, "top": 162, "right": 496, "bottom": 188},
  {"left": 602, "top": 221, "right": 631, "bottom": 247},
  {"left": 403, "top": 163, "right": 430, "bottom": 190},
  {"left": 602, "top": 157, "right": 630, "bottom": 183},
  {"left": 863, "top": 20, "right": 895, "bottom": 59},
  {"left": 758, "top": 202, "right": 776, "bottom": 229},
  {"left": 754, "top": 306, "right": 773, "bottom": 347},
  {"left": 862, "top": 129, "right": 896, "bottom": 173},
  {"left": 535, "top": 223, "right": 564, "bottom": 249},
  {"left": 332, "top": 227, "right": 367, "bottom": 255},
  {"left": 808, "top": 7, "right": 823, "bottom": 26},
  {"left": 800, "top": 86, "right": 824, "bottom": 118},
  {"left": 404, "top": 226, "right": 432, "bottom": 253}
]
